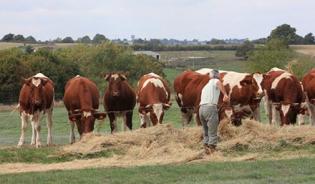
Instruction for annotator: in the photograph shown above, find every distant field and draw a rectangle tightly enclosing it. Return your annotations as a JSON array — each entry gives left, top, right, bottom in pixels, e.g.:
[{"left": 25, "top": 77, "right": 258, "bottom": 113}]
[
  {"left": 0, "top": 42, "right": 78, "bottom": 50},
  {"left": 291, "top": 45, "right": 315, "bottom": 57},
  {"left": 160, "top": 50, "right": 249, "bottom": 72}
]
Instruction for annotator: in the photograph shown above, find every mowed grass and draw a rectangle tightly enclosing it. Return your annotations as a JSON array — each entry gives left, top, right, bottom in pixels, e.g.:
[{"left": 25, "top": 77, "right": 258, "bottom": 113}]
[{"left": 1, "top": 158, "right": 315, "bottom": 184}]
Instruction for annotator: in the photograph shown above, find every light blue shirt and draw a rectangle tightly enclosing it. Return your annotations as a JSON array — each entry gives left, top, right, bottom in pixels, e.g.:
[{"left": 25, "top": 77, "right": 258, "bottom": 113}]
[{"left": 200, "top": 79, "right": 220, "bottom": 105}]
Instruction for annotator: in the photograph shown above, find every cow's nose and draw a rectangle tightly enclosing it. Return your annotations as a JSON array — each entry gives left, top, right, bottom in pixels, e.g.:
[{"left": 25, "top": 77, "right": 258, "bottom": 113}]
[
  {"left": 34, "top": 100, "right": 41, "bottom": 105},
  {"left": 112, "top": 91, "right": 119, "bottom": 96}
]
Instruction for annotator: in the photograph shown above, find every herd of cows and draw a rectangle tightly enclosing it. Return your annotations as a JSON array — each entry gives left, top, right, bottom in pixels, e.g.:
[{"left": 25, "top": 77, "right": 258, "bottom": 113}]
[{"left": 16, "top": 67, "right": 315, "bottom": 148}]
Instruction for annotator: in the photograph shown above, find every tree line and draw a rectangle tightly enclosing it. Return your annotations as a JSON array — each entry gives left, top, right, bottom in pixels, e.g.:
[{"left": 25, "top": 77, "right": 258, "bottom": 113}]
[{"left": 0, "top": 42, "right": 164, "bottom": 104}]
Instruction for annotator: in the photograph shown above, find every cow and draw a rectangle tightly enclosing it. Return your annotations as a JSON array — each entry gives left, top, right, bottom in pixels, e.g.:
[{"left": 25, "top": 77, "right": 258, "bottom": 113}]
[
  {"left": 262, "top": 69, "right": 305, "bottom": 126},
  {"left": 195, "top": 68, "right": 263, "bottom": 125},
  {"left": 302, "top": 68, "right": 315, "bottom": 125},
  {"left": 63, "top": 75, "right": 106, "bottom": 143},
  {"left": 173, "top": 70, "right": 210, "bottom": 126},
  {"left": 137, "top": 73, "right": 171, "bottom": 127},
  {"left": 17, "top": 73, "right": 54, "bottom": 148},
  {"left": 103, "top": 72, "right": 136, "bottom": 133}
]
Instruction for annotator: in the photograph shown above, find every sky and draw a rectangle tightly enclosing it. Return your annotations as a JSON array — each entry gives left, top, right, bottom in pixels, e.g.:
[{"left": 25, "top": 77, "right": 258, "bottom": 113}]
[{"left": 0, "top": 0, "right": 314, "bottom": 41}]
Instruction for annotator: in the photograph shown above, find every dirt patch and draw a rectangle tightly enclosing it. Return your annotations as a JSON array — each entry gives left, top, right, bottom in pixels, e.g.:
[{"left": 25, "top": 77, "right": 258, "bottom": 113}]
[{"left": 1, "top": 120, "right": 315, "bottom": 174}]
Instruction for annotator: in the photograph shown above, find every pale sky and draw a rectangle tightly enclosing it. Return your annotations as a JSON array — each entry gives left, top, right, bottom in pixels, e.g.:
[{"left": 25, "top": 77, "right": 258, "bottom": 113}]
[{"left": 0, "top": 0, "right": 314, "bottom": 41}]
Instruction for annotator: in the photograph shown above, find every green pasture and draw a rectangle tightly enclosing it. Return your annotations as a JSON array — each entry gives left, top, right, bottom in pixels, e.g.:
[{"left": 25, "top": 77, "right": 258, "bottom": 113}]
[{"left": 1, "top": 158, "right": 315, "bottom": 184}]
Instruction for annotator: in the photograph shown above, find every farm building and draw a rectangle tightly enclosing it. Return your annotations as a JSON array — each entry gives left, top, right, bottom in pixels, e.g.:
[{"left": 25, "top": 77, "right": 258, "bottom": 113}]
[{"left": 134, "top": 51, "right": 160, "bottom": 60}]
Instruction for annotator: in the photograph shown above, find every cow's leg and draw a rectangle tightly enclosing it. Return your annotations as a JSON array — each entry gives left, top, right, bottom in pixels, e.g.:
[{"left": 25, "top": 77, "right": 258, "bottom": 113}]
[
  {"left": 18, "top": 112, "right": 29, "bottom": 147},
  {"left": 181, "top": 108, "right": 193, "bottom": 127},
  {"left": 32, "top": 112, "right": 41, "bottom": 148},
  {"left": 69, "top": 121, "right": 75, "bottom": 144},
  {"left": 252, "top": 105, "right": 261, "bottom": 122},
  {"left": 280, "top": 104, "right": 290, "bottom": 126},
  {"left": 125, "top": 111, "right": 133, "bottom": 131},
  {"left": 139, "top": 113, "right": 147, "bottom": 128},
  {"left": 31, "top": 118, "right": 36, "bottom": 145},
  {"left": 108, "top": 113, "right": 117, "bottom": 133},
  {"left": 271, "top": 104, "right": 280, "bottom": 126},
  {"left": 46, "top": 109, "right": 53, "bottom": 146},
  {"left": 308, "top": 104, "right": 315, "bottom": 125}
]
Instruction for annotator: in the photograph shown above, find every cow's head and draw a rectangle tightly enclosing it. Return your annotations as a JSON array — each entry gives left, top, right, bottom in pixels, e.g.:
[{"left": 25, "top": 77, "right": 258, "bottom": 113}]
[
  {"left": 24, "top": 77, "right": 48, "bottom": 111},
  {"left": 69, "top": 110, "right": 106, "bottom": 135},
  {"left": 252, "top": 72, "right": 264, "bottom": 98},
  {"left": 104, "top": 73, "right": 127, "bottom": 97},
  {"left": 240, "top": 74, "right": 260, "bottom": 99},
  {"left": 139, "top": 103, "right": 171, "bottom": 127}
]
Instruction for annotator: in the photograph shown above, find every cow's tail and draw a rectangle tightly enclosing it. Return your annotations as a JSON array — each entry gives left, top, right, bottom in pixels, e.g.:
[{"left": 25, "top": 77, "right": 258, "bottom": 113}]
[{"left": 11, "top": 104, "right": 21, "bottom": 115}]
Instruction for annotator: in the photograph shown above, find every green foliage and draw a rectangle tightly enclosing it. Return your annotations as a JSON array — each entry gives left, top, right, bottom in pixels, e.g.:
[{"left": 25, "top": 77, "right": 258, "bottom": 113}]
[
  {"left": 209, "top": 38, "right": 226, "bottom": 44},
  {"left": 1, "top": 33, "right": 14, "bottom": 42},
  {"left": 269, "top": 24, "right": 300, "bottom": 44},
  {"left": 13, "top": 34, "right": 25, "bottom": 42},
  {"left": 235, "top": 41, "right": 255, "bottom": 59},
  {"left": 79, "top": 35, "right": 91, "bottom": 43},
  {"left": 248, "top": 39, "right": 294, "bottom": 73},
  {"left": 62, "top": 37, "right": 74, "bottom": 43},
  {"left": 304, "top": 33, "right": 315, "bottom": 45},
  {"left": 288, "top": 55, "right": 315, "bottom": 80},
  {"left": 25, "top": 36, "right": 36, "bottom": 43},
  {"left": 92, "top": 33, "right": 108, "bottom": 44}
]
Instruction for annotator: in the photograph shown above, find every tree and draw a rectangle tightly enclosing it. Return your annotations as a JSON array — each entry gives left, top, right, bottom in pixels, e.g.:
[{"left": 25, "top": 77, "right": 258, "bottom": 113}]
[
  {"left": 92, "top": 34, "right": 108, "bottom": 44},
  {"left": 80, "top": 35, "right": 91, "bottom": 43},
  {"left": 25, "top": 36, "right": 37, "bottom": 43},
  {"left": 235, "top": 41, "right": 255, "bottom": 59},
  {"left": 13, "top": 34, "right": 25, "bottom": 42},
  {"left": 1, "top": 33, "right": 14, "bottom": 42},
  {"left": 248, "top": 38, "right": 294, "bottom": 73},
  {"left": 209, "top": 38, "right": 226, "bottom": 44},
  {"left": 62, "top": 36, "right": 74, "bottom": 43},
  {"left": 269, "top": 24, "right": 300, "bottom": 44},
  {"left": 304, "top": 33, "right": 315, "bottom": 45}
]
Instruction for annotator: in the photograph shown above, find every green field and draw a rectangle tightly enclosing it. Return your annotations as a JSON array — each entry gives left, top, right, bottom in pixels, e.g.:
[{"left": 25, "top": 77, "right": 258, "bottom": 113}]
[{"left": 1, "top": 158, "right": 315, "bottom": 184}]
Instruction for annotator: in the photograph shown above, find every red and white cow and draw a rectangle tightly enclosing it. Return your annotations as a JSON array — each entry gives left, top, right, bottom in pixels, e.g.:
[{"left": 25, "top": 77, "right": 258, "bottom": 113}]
[
  {"left": 63, "top": 76, "right": 106, "bottom": 143},
  {"left": 104, "top": 73, "right": 136, "bottom": 133},
  {"left": 18, "top": 73, "right": 54, "bottom": 148},
  {"left": 302, "top": 69, "right": 315, "bottom": 125},
  {"left": 137, "top": 73, "right": 171, "bottom": 127},
  {"left": 196, "top": 68, "right": 263, "bottom": 124},
  {"left": 262, "top": 69, "right": 305, "bottom": 126},
  {"left": 173, "top": 70, "right": 210, "bottom": 126}
]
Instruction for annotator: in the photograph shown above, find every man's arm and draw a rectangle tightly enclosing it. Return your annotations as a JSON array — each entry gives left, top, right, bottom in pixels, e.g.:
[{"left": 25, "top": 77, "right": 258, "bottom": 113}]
[{"left": 216, "top": 80, "right": 229, "bottom": 102}]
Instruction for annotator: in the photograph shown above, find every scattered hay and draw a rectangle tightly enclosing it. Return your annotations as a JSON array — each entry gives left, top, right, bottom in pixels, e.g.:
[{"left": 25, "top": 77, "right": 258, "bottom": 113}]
[{"left": 1, "top": 119, "right": 315, "bottom": 174}]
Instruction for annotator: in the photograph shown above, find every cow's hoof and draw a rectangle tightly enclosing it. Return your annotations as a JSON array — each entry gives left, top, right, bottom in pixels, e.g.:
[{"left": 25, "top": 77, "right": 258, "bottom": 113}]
[
  {"left": 36, "top": 143, "right": 42, "bottom": 148},
  {"left": 17, "top": 142, "right": 23, "bottom": 148},
  {"left": 31, "top": 142, "right": 36, "bottom": 145}
]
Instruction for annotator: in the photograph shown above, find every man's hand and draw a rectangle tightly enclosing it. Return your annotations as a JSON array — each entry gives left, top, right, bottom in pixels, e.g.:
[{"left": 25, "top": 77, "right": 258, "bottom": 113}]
[{"left": 223, "top": 94, "right": 229, "bottom": 103}]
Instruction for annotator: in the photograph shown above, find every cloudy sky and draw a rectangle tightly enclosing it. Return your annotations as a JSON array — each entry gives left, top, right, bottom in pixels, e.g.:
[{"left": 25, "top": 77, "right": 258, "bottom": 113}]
[{"left": 0, "top": 0, "right": 313, "bottom": 41}]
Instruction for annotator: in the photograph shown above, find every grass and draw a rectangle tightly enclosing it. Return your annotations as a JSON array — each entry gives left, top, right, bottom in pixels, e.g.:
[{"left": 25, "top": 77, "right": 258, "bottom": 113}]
[
  {"left": 0, "top": 42, "right": 78, "bottom": 51},
  {"left": 291, "top": 45, "right": 315, "bottom": 57},
  {"left": 1, "top": 157, "right": 315, "bottom": 184}
]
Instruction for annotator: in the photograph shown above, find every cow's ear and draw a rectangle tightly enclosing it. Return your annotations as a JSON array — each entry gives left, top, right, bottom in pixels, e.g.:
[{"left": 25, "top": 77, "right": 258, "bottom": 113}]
[
  {"left": 93, "top": 112, "right": 106, "bottom": 120},
  {"left": 104, "top": 73, "right": 111, "bottom": 81},
  {"left": 23, "top": 78, "right": 32, "bottom": 86},
  {"left": 120, "top": 74, "right": 127, "bottom": 81},
  {"left": 69, "top": 113, "right": 81, "bottom": 122},
  {"left": 41, "top": 78, "right": 48, "bottom": 86},
  {"left": 163, "top": 103, "right": 172, "bottom": 110}
]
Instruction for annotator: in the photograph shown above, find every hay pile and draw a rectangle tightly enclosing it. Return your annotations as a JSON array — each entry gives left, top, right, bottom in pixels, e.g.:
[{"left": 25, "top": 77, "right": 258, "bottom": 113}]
[
  {"left": 62, "top": 119, "right": 315, "bottom": 162},
  {"left": 1, "top": 120, "right": 315, "bottom": 174}
]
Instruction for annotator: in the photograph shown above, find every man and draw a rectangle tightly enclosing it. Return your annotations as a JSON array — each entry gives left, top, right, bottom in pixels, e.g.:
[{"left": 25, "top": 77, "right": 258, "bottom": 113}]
[{"left": 199, "top": 69, "right": 229, "bottom": 154}]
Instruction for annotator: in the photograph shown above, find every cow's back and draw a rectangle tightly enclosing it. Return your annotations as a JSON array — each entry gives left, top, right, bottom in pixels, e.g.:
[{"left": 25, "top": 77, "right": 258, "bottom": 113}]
[
  {"left": 64, "top": 77, "right": 99, "bottom": 111},
  {"left": 137, "top": 74, "right": 170, "bottom": 105}
]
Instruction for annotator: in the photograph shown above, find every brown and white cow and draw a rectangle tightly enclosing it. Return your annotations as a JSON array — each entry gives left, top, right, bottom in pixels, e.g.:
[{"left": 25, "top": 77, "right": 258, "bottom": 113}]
[
  {"left": 63, "top": 76, "right": 106, "bottom": 143},
  {"left": 195, "top": 68, "right": 263, "bottom": 125},
  {"left": 174, "top": 70, "right": 210, "bottom": 126},
  {"left": 17, "top": 73, "right": 54, "bottom": 148},
  {"left": 137, "top": 73, "right": 171, "bottom": 127},
  {"left": 262, "top": 69, "right": 305, "bottom": 126},
  {"left": 302, "top": 68, "right": 315, "bottom": 125},
  {"left": 104, "top": 73, "right": 136, "bottom": 133}
]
